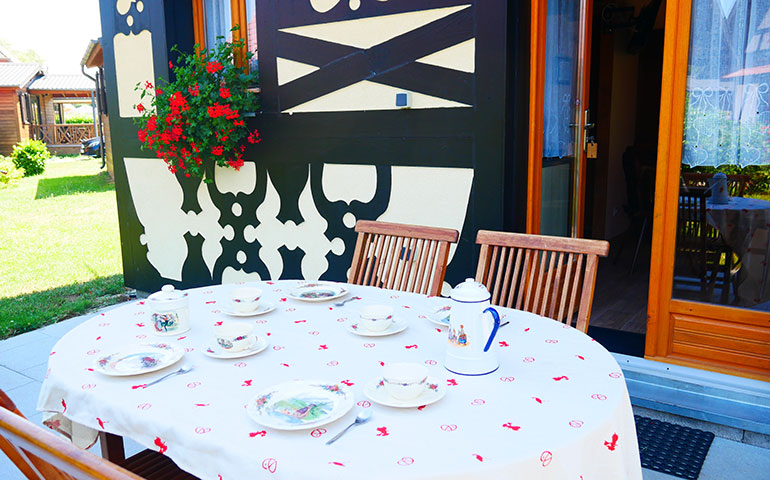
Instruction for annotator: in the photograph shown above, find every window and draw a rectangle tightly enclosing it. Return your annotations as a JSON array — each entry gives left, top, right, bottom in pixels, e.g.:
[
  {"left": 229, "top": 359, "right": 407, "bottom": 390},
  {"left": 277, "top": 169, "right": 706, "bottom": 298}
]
[
  {"left": 18, "top": 93, "right": 41, "bottom": 125},
  {"left": 193, "top": 0, "right": 257, "bottom": 74}
]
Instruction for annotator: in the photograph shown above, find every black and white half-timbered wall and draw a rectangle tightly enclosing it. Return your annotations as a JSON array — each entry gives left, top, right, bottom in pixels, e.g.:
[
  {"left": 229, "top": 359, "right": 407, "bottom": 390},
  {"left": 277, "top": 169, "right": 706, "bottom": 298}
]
[{"left": 99, "top": 0, "right": 528, "bottom": 294}]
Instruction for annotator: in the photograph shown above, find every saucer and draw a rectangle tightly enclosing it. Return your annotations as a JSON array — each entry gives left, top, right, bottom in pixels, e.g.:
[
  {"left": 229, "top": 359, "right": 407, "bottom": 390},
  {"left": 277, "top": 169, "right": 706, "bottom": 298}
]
[
  {"left": 222, "top": 302, "right": 276, "bottom": 317},
  {"left": 427, "top": 304, "right": 451, "bottom": 328},
  {"left": 363, "top": 376, "right": 446, "bottom": 408},
  {"left": 203, "top": 336, "right": 268, "bottom": 359},
  {"left": 346, "top": 318, "right": 407, "bottom": 337}
]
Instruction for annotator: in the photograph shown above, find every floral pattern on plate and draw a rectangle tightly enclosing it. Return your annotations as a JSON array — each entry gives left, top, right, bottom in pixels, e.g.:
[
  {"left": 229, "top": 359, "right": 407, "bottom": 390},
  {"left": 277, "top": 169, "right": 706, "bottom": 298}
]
[
  {"left": 288, "top": 282, "right": 348, "bottom": 302},
  {"left": 94, "top": 343, "right": 185, "bottom": 376},
  {"left": 364, "top": 376, "right": 446, "bottom": 408},
  {"left": 247, "top": 380, "right": 354, "bottom": 430},
  {"left": 203, "top": 336, "right": 268, "bottom": 359}
]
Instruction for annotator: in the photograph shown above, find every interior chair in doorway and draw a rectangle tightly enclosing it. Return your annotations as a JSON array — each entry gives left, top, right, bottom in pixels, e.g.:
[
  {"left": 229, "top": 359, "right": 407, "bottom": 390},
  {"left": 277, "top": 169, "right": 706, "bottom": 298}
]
[
  {"left": 474, "top": 231, "right": 610, "bottom": 333},
  {"left": 675, "top": 186, "right": 738, "bottom": 304},
  {"left": 0, "top": 389, "right": 199, "bottom": 479},
  {"left": 348, "top": 220, "right": 459, "bottom": 297}
]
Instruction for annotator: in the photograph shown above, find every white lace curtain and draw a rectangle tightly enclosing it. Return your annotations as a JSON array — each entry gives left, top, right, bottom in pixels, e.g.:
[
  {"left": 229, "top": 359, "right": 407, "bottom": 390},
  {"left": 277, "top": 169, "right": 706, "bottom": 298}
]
[
  {"left": 542, "top": 0, "right": 579, "bottom": 159},
  {"left": 204, "top": 0, "right": 232, "bottom": 48},
  {"left": 683, "top": 0, "right": 770, "bottom": 167}
]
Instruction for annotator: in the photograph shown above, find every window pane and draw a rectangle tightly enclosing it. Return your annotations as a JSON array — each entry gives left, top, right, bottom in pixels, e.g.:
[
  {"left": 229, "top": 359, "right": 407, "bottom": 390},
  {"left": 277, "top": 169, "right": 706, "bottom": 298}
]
[
  {"left": 204, "top": 0, "right": 232, "bottom": 48},
  {"left": 245, "top": 0, "right": 258, "bottom": 73},
  {"left": 674, "top": 0, "right": 770, "bottom": 309}
]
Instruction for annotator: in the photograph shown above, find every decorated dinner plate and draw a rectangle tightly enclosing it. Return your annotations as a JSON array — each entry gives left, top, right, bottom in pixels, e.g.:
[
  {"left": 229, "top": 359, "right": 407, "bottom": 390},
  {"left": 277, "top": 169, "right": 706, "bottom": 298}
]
[
  {"left": 346, "top": 318, "right": 408, "bottom": 337},
  {"left": 246, "top": 380, "right": 354, "bottom": 431},
  {"left": 364, "top": 376, "right": 446, "bottom": 408},
  {"left": 288, "top": 282, "right": 348, "bottom": 302},
  {"left": 222, "top": 301, "right": 276, "bottom": 317},
  {"left": 428, "top": 304, "right": 451, "bottom": 328},
  {"left": 202, "top": 336, "right": 268, "bottom": 359},
  {"left": 94, "top": 343, "right": 185, "bottom": 377}
]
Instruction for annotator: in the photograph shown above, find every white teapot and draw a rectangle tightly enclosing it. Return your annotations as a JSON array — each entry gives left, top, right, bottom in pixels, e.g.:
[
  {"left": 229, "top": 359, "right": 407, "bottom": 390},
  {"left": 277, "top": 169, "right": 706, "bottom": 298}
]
[{"left": 444, "top": 279, "right": 501, "bottom": 375}]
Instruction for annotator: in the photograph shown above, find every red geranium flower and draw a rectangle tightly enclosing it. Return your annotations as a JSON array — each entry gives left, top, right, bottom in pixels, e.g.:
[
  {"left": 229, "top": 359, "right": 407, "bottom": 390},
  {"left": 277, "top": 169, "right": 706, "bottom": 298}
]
[
  {"left": 145, "top": 81, "right": 153, "bottom": 89},
  {"left": 219, "top": 88, "right": 231, "bottom": 99},
  {"left": 188, "top": 84, "right": 199, "bottom": 96},
  {"left": 206, "top": 61, "right": 223, "bottom": 74},
  {"left": 211, "top": 145, "right": 224, "bottom": 155},
  {"left": 136, "top": 103, "right": 145, "bottom": 113}
]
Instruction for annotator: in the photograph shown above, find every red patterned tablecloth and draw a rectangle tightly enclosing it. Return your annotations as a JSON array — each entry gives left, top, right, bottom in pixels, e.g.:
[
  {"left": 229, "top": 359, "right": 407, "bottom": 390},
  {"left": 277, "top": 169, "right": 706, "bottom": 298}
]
[{"left": 38, "top": 281, "right": 642, "bottom": 479}]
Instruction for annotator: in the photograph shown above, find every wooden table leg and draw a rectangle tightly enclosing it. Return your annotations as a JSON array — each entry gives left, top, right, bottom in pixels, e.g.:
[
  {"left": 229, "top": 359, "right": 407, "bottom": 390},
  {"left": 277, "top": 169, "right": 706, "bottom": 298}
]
[{"left": 99, "top": 431, "right": 125, "bottom": 463}]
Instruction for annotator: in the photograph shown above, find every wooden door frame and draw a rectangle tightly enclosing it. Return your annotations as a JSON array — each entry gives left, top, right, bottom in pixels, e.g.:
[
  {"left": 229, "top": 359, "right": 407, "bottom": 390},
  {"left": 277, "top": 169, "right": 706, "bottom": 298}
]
[
  {"left": 527, "top": 0, "right": 592, "bottom": 237},
  {"left": 647, "top": 0, "right": 770, "bottom": 381}
]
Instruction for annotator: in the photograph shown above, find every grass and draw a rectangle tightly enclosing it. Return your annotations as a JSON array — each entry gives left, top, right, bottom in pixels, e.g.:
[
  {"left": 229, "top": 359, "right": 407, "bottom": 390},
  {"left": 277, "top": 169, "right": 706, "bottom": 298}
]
[{"left": 0, "top": 156, "right": 127, "bottom": 339}]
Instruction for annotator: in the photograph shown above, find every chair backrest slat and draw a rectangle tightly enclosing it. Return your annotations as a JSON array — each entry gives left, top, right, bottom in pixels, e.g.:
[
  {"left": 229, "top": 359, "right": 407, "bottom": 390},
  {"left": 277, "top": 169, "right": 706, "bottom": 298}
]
[
  {"left": 475, "top": 231, "right": 609, "bottom": 332},
  {"left": 348, "top": 221, "right": 459, "bottom": 297},
  {"left": 0, "top": 390, "right": 143, "bottom": 480}
]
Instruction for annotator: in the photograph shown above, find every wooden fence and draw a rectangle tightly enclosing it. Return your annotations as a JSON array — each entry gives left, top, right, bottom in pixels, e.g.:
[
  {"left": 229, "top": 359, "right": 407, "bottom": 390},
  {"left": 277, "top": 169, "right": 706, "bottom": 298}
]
[{"left": 31, "top": 124, "right": 95, "bottom": 145}]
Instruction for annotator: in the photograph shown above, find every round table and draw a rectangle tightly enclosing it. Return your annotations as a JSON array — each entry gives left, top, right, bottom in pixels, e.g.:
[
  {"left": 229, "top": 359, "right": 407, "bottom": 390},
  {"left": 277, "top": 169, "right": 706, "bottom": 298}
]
[
  {"left": 37, "top": 281, "right": 642, "bottom": 479},
  {"left": 707, "top": 196, "right": 770, "bottom": 305}
]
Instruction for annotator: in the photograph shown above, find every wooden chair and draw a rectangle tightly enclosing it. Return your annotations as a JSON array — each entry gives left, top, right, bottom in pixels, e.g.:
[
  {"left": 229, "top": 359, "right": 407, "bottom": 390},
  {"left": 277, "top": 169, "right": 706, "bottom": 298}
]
[
  {"left": 474, "top": 231, "right": 610, "bottom": 333},
  {"left": 0, "top": 390, "right": 198, "bottom": 480},
  {"left": 681, "top": 172, "right": 750, "bottom": 197},
  {"left": 348, "top": 220, "right": 459, "bottom": 297},
  {"left": 675, "top": 187, "right": 737, "bottom": 303}
]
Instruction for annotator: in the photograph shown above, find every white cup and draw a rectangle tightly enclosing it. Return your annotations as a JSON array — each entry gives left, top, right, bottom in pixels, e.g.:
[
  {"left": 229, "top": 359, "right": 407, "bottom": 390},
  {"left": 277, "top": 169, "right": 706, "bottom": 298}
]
[
  {"left": 382, "top": 362, "right": 428, "bottom": 400},
  {"left": 359, "top": 305, "right": 394, "bottom": 332},
  {"left": 214, "top": 322, "right": 255, "bottom": 352},
  {"left": 230, "top": 287, "right": 262, "bottom": 313}
]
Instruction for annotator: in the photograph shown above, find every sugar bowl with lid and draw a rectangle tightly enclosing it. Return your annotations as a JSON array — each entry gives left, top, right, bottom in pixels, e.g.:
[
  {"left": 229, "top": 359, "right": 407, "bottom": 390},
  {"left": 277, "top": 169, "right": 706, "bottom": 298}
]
[{"left": 147, "top": 284, "right": 190, "bottom": 336}]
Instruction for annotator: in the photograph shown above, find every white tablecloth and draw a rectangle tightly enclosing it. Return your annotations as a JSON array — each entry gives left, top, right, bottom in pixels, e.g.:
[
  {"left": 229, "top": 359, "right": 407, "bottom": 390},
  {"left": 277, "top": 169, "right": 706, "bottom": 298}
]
[
  {"left": 38, "top": 281, "right": 642, "bottom": 479},
  {"left": 707, "top": 196, "right": 770, "bottom": 305}
]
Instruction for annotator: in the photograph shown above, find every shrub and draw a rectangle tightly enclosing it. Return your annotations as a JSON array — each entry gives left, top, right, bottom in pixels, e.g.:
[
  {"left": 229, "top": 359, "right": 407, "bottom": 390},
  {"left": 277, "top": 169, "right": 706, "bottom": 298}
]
[
  {"left": 64, "top": 115, "right": 94, "bottom": 124},
  {"left": 11, "top": 139, "right": 50, "bottom": 176},
  {"left": 0, "top": 156, "right": 24, "bottom": 186}
]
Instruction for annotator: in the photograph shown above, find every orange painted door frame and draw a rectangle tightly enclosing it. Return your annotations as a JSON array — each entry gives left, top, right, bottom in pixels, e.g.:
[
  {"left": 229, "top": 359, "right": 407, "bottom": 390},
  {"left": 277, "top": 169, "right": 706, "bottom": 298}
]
[
  {"left": 527, "top": 0, "right": 593, "bottom": 237},
  {"left": 647, "top": 0, "right": 770, "bottom": 380}
]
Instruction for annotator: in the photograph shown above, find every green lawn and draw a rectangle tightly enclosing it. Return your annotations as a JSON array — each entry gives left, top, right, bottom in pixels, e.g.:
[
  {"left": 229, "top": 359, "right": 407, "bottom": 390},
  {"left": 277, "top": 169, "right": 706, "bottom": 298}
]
[{"left": 0, "top": 157, "right": 127, "bottom": 339}]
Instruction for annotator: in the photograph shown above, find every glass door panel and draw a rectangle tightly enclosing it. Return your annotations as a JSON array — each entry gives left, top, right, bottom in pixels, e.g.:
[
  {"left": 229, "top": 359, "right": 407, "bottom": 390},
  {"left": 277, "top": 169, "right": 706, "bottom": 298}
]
[
  {"left": 673, "top": 0, "right": 770, "bottom": 310},
  {"left": 541, "top": 0, "right": 590, "bottom": 237}
]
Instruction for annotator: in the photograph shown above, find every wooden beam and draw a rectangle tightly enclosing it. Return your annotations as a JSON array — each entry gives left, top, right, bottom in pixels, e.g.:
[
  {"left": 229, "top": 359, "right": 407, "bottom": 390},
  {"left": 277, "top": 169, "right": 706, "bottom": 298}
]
[{"left": 526, "top": 0, "right": 547, "bottom": 234}]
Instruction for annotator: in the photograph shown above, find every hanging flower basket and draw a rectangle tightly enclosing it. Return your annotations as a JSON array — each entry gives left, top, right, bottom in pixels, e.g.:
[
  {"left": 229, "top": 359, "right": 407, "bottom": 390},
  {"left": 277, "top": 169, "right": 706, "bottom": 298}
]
[{"left": 133, "top": 33, "right": 260, "bottom": 180}]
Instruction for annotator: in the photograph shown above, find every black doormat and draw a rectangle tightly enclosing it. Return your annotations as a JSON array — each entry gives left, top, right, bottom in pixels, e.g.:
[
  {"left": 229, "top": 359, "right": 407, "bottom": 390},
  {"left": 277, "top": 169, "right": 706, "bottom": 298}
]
[
  {"left": 635, "top": 415, "right": 715, "bottom": 479},
  {"left": 586, "top": 326, "right": 646, "bottom": 357}
]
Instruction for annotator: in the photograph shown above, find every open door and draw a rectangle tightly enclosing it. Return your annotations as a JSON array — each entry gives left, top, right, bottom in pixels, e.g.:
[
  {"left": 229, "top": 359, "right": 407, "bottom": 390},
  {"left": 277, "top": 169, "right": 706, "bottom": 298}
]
[
  {"left": 528, "top": 0, "right": 593, "bottom": 237},
  {"left": 648, "top": 0, "right": 770, "bottom": 380}
]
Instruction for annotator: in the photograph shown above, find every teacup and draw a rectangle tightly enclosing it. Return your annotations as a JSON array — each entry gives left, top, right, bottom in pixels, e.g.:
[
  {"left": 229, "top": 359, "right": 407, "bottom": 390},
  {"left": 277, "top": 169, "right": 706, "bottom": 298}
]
[
  {"left": 214, "top": 322, "right": 255, "bottom": 352},
  {"left": 382, "top": 362, "right": 428, "bottom": 400},
  {"left": 230, "top": 287, "right": 262, "bottom": 313},
  {"left": 359, "top": 305, "right": 394, "bottom": 332}
]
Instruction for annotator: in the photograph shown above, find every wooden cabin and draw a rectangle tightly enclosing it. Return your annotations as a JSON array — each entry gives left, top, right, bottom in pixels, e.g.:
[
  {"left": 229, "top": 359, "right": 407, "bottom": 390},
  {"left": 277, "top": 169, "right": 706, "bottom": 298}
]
[
  {"left": 0, "top": 53, "right": 95, "bottom": 156},
  {"left": 97, "top": 0, "right": 770, "bottom": 391},
  {"left": 0, "top": 62, "right": 43, "bottom": 155}
]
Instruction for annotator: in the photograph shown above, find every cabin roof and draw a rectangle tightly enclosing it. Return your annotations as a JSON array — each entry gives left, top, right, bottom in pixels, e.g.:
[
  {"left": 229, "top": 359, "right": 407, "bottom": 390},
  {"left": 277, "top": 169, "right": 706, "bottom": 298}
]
[
  {"left": 0, "top": 63, "right": 43, "bottom": 88},
  {"left": 28, "top": 74, "right": 94, "bottom": 92}
]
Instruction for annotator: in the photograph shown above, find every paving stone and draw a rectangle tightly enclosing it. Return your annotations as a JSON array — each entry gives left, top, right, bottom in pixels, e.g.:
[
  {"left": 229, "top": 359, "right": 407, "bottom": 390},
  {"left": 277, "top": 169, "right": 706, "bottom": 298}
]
[
  {"left": 5, "top": 381, "right": 43, "bottom": 419},
  {"left": 20, "top": 362, "right": 50, "bottom": 383},
  {"left": 742, "top": 430, "right": 770, "bottom": 449},
  {"left": 699, "top": 437, "right": 770, "bottom": 480},
  {"left": 642, "top": 467, "right": 678, "bottom": 479},
  {"left": 0, "top": 329, "right": 48, "bottom": 353},
  {"left": 0, "top": 335, "right": 59, "bottom": 372},
  {"left": 0, "top": 365, "right": 34, "bottom": 390}
]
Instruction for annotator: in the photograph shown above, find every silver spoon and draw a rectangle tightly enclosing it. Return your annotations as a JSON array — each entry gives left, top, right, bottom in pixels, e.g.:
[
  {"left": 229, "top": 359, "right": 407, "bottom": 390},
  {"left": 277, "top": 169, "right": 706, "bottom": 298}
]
[
  {"left": 142, "top": 364, "right": 193, "bottom": 388},
  {"left": 325, "top": 409, "right": 372, "bottom": 445},
  {"left": 334, "top": 296, "right": 361, "bottom": 307}
]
